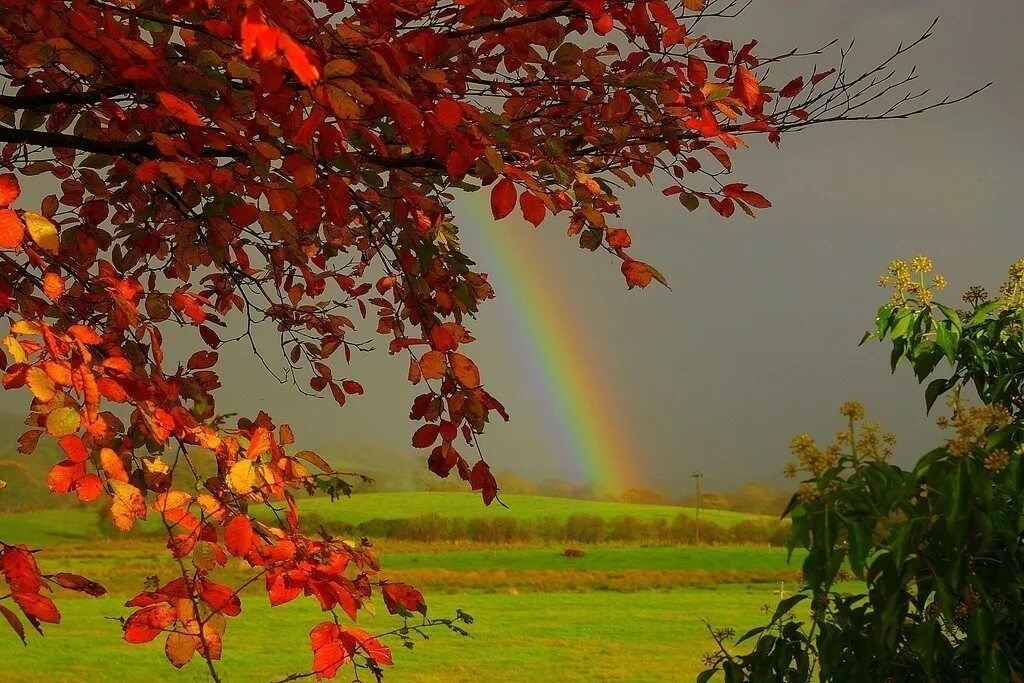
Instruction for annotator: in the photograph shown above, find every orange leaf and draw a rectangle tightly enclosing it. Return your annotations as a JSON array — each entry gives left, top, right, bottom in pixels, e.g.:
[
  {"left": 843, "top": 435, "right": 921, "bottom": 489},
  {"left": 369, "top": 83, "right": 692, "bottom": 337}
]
[
  {"left": 156, "top": 92, "right": 207, "bottom": 127},
  {"left": 100, "top": 447, "right": 129, "bottom": 482},
  {"left": 419, "top": 350, "right": 446, "bottom": 380},
  {"left": 57, "top": 434, "right": 90, "bottom": 463},
  {"left": 165, "top": 631, "right": 197, "bottom": 669},
  {"left": 246, "top": 426, "right": 272, "bottom": 459},
  {"left": 74, "top": 474, "right": 103, "bottom": 502},
  {"left": 450, "top": 353, "right": 481, "bottom": 388},
  {"left": 42, "top": 272, "right": 64, "bottom": 299},
  {"left": 0, "top": 209, "right": 24, "bottom": 250},
  {"left": 606, "top": 228, "right": 631, "bottom": 248},
  {"left": 731, "top": 65, "right": 760, "bottom": 110}
]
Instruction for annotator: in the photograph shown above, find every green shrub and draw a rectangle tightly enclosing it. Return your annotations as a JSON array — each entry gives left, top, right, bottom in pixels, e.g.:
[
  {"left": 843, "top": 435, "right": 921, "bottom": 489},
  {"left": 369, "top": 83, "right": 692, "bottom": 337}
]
[{"left": 701, "top": 257, "right": 1024, "bottom": 682}]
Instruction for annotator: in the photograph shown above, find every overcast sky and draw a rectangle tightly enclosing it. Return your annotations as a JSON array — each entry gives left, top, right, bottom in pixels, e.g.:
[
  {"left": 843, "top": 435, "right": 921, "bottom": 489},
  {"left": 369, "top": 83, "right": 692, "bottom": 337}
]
[{"left": 3, "top": 0, "right": 1020, "bottom": 494}]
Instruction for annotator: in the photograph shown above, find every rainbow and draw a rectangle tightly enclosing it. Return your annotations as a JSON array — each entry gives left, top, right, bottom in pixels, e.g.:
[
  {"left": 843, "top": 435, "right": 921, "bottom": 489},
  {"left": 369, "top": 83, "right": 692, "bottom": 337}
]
[{"left": 458, "top": 196, "right": 639, "bottom": 490}]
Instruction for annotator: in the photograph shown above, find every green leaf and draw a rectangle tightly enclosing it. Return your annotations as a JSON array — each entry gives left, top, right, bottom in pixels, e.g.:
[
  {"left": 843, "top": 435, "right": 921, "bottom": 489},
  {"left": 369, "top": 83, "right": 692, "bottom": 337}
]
[
  {"left": 875, "top": 304, "right": 895, "bottom": 337},
  {"left": 968, "top": 300, "right": 1001, "bottom": 325},
  {"left": 934, "top": 323, "right": 959, "bottom": 364},
  {"left": 925, "top": 377, "right": 951, "bottom": 413}
]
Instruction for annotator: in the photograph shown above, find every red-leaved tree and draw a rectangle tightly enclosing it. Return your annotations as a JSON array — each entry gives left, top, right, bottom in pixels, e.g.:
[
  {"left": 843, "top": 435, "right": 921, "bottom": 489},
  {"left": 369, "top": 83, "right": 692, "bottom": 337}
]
[{"left": 0, "top": 1, "right": 981, "bottom": 679}]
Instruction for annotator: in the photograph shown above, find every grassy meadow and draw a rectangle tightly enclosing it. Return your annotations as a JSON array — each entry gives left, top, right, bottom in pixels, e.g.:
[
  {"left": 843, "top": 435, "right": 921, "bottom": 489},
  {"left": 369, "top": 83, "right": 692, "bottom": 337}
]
[{"left": 0, "top": 492, "right": 804, "bottom": 682}]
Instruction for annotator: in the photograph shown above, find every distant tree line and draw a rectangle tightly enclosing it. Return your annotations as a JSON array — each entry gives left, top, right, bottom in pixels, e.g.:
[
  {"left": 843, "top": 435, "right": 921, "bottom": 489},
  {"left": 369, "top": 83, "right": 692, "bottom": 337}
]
[{"left": 299, "top": 513, "right": 789, "bottom": 546}]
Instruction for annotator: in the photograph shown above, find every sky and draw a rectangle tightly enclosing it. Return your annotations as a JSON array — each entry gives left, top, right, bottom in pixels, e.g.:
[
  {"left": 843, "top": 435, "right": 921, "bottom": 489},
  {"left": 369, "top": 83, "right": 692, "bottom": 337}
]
[{"left": 4, "top": 0, "right": 1021, "bottom": 494}]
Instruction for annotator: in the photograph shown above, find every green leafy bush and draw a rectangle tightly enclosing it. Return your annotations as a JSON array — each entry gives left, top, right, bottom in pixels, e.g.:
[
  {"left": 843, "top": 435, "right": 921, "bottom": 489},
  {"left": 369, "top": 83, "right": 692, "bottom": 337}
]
[{"left": 700, "top": 257, "right": 1024, "bottom": 682}]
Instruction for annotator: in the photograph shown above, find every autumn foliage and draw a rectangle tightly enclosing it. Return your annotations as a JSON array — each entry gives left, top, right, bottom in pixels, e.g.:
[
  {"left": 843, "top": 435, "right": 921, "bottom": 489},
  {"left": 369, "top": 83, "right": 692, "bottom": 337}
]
[{"left": 0, "top": 0, "right": 970, "bottom": 679}]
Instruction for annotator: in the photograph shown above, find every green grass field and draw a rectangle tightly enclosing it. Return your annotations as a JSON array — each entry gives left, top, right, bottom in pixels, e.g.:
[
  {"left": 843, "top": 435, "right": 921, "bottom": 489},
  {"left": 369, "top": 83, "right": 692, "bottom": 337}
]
[
  {"left": 0, "top": 587, "right": 779, "bottom": 682},
  {"left": 0, "top": 492, "right": 801, "bottom": 681}
]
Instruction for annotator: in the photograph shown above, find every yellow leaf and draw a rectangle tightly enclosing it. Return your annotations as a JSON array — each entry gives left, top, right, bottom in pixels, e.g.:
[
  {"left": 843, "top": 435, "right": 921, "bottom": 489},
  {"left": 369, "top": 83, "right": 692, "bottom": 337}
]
[
  {"left": 23, "top": 212, "right": 59, "bottom": 253},
  {"left": 10, "top": 320, "right": 42, "bottom": 336},
  {"left": 153, "top": 491, "right": 193, "bottom": 513},
  {"left": 2, "top": 336, "right": 27, "bottom": 363},
  {"left": 45, "top": 406, "right": 80, "bottom": 437},
  {"left": 26, "top": 367, "right": 56, "bottom": 402},
  {"left": 227, "top": 459, "right": 260, "bottom": 494},
  {"left": 109, "top": 480, "right": 147, "bottom": 532},
  {"left": 100, "top": 447, "right": 129, "bottom": 482}
]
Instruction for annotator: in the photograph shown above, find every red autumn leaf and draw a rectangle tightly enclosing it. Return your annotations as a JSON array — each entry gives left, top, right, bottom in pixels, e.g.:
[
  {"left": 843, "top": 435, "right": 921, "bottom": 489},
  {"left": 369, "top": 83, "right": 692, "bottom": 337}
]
[
  {"left": 341, "top": 380, "right": 363, "bottom": 395},
  {"left": 519, "top": 192, "right": 546, "bottom": 227},
  {"left": 606, "top": 228, "right": 632, "bottom": 248},
  {"left": 811, "top": 68, "right": 837, "bottom": 85},
  {"left": 0, "top": 173, "right": 20, "bottom": 207},
  {"left": 716, "top": 196, "right": 738, "bottom": 217},
  {"left": 780, "top": 76, "right": 805, "bottom": 98},
  {"left": 51, "top": 572, "right": 107, "bottom": 597},
  {"left": 687, "top": 55, "right": 707, "bottom": 88},
  {"left": 12, "top": 592, "right": 60, "bottom": 624},
  {"left": 723, "top": 183, "right": 772, "bottom": 209},
  {"left": 348, "top": 627, "right": 393, "bottom": 666},
  {"left": 0, "top": 545, "right": 43, "bottom": 593},
  {"left": 0, "top": 604, "right": 26, "bottom": 645},
  {"left": 57, "top": 434, "right": 90, "bottom": 463},
  {"left": 435, "top": 99, "right": 463, "bottom": 127},
  {"left": 469, "top": 459, "right": 498, "bottom": 505},
  {"left": 430, "top": 325, "right": 457, "bottom": 352},
  {"left": 412, "top": 423, "right": 440, "bottom": 448},
  {"left": 199, "top": 581, "right": 241, "bottom": 617},
  {"left": 224, "top": 516, "right": 255, "bottom": 557},
  {"left": 123, "top": 604, "right": 176, "bottom": 643},
  {"left": 490, "top": 178, "right": 517, "bottom": 220},
  {"left": 381, "top": 582, "right": 426, "bottom": 616},
  {"left": 48, "top": 460, "right": 86, "bottom": 495}
]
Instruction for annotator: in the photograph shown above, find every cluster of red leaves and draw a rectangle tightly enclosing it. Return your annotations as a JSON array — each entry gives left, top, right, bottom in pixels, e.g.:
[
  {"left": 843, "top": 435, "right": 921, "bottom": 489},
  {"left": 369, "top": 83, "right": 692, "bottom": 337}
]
[
  {"left": 0, "top": 0, "right": 841, "bottom": 677},
  {"left": 0, "top": 542, "right": 105, "bottom": 644}
]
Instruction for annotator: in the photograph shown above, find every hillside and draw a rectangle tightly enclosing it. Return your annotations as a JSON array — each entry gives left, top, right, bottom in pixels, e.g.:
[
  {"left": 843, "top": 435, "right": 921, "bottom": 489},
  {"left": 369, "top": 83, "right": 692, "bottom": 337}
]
[{"left": 290, "top": 491, "right": 764, "bottom": 526}]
